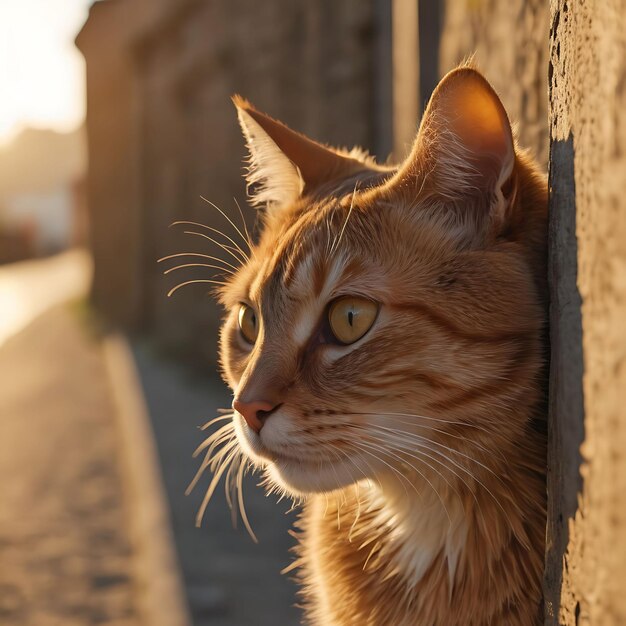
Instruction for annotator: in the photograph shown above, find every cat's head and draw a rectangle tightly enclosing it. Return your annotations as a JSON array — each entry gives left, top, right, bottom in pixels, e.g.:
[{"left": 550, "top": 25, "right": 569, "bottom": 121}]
[{"left": 218, "top": 68, "right": 545, "bottom": 498}]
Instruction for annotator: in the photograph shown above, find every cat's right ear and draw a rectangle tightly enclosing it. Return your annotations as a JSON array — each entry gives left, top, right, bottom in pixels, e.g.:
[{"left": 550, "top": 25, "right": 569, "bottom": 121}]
[{"left": 233, "top": 96, "right": 368, "bottom": 211}]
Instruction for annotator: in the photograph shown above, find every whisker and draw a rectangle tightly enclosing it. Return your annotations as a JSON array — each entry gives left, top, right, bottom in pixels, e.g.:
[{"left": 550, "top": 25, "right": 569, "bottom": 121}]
[
  {"left": 181, "top": 230, "right": 247, "bottom": 265},
  {"left": 377, "top": 417, "right": 496, "bottom": 459},
  {"left": 367, "top": 422, "right": 503, "bottom": 480},
  {"left": 167, "top": 278, "right": 228, "bottom": 298},
  {"left": 163, "top": 263, "right": 236, "bottom": 276},
  {"left": 200, "top": 196, "right": 252, "bottom": 253},
  {"left": 158, "top": 252, "right": 239, "bottom": 272},
  {"left": 187, "top": 433, "right": 236, "bottom": 494},
  {"left": 358, "top": 426, "right": 477, "bottom": 518},
  {"left": 225, "top": 452, "right": 242, "bottom": 521},
  {"left": 348, "top": 441, "right": 415, "bottom": 502},
  {"left": 354, "top": 438, "right": 452, "bottom": 524},
  {"left": 193, "top": 423, "right": 234, "bottom": 458},
  {"left": 200, "top": 414, "right": 233, "bottom": 431},
  {"left": 347, "top": 411, "right": 489, "bottom": 432},
  {"left": 237, "top": 459, "right": 259, "bottom": 543},
  {"left": 233, "top": 197, "right": 253, "bottom": 249},
  {"left": 208, "top": 438, "right": 239, "bottom": 471},
  {"left": 355, "top": 425, "right": 510, "bottom": 528},
  {"left": 330, "top": 181, "right": 359, "bottom": 256},
  {"left": 172, "top": 221, "right": 250, "bottom": 261},
  {"left": 195, "top": 448, "right": 239, "bottom": 527}
]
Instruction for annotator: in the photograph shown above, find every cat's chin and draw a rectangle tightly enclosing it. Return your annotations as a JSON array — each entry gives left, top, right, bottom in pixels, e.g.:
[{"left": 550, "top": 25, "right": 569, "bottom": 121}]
[{"left": 266, "top": 455, "right": 359, "bottom": 495}]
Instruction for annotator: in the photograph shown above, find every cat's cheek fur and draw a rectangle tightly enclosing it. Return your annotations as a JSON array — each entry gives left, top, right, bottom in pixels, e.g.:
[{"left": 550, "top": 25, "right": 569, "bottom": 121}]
[{"left": 237, "top": 410, "right": 367, "bottom": 495}]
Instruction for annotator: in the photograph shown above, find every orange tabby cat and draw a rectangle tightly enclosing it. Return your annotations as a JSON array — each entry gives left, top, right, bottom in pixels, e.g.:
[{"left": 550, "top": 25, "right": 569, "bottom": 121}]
[{"left": 210, "top": 67, "right": 547, "bottom": 625}]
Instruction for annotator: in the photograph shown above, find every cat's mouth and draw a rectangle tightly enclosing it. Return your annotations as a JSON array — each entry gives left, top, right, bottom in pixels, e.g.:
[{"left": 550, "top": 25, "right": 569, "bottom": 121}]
[{"left": 233, "top": 412, "right": 362, "bottom": 494}]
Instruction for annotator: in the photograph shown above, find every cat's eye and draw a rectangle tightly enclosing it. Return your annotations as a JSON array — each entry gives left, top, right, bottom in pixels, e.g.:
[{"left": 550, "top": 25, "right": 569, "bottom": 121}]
[
  {"left": 328, "top": 297, "right": 378, "bottom": 345},
  {"left": 238, "top": 304, "right": 259, "bottom": 344}
]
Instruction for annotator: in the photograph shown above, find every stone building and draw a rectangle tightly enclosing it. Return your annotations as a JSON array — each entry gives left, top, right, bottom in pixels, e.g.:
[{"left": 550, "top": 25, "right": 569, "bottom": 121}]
[{"left": 76, "top": 0, "right": 402, "bottom": 365}]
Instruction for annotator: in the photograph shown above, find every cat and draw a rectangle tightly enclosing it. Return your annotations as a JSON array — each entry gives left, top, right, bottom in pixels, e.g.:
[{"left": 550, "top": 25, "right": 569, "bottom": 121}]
[{"left": 202, "top": 66, "right": 547, "bottom": 625}]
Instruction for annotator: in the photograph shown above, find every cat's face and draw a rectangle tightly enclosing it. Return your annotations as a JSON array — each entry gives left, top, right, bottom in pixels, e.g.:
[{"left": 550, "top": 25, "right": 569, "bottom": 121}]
[{"left": 218, "top": 69, "right": 543, "bottom": 497}]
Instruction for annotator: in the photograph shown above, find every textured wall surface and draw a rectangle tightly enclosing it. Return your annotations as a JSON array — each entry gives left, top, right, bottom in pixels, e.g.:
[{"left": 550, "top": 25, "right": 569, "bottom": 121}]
[
  {"left": 441, "top": 1, "right": 626, "bottom": 623},
  {"left": 546, "top": 0, "right": 626, "bottom": 623},
  {"left": 440, "top": 0, "right": 549, "bottom": 165}
]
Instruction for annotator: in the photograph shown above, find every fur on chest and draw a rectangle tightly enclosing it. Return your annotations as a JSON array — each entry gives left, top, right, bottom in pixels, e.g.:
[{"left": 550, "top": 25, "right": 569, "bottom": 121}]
[{"left": 292, "top": 482, "right": 543, "bottom": 626}]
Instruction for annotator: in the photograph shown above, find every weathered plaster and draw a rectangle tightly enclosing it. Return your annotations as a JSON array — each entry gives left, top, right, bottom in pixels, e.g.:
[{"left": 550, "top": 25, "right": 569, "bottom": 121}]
[{"left": 546, "top": 1, "right": 626, "bottom": 623}]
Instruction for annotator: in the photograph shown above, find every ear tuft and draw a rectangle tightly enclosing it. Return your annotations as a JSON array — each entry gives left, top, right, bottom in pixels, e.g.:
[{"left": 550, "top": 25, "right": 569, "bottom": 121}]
[{"left": 233, "top": 97, "right": 304, "bottom": 210}]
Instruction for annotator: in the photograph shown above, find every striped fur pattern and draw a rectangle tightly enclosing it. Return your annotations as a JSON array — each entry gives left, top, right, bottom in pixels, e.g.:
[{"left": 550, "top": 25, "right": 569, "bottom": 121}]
[{"left": 215, "top": 68, "right": 548, "bottom": 625}]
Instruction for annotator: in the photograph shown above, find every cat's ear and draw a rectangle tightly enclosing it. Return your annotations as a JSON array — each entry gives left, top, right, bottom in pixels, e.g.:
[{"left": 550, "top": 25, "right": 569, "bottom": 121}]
[
  {"left": 233, "top": 96, "right": 369, "bottom": 210},
  {"left": 383, "top": 67, "right": 515, "bottom": 234}
]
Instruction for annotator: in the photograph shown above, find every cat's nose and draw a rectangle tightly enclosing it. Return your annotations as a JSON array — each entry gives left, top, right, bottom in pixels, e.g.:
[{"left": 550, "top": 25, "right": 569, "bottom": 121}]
[{"left": 233, "top": 398, "right": 281, "bottom": 434}]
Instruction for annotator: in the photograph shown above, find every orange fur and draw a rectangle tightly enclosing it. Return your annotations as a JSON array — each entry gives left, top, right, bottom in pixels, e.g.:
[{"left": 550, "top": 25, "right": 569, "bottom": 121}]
[{"left": 213, "top": 68, "right": 547, "bottom": 625}]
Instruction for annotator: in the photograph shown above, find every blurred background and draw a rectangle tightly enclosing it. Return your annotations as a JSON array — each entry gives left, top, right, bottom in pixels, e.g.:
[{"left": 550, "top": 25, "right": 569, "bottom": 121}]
[{"left": 3, "top": 0, "right": 624, "bottom": 625}]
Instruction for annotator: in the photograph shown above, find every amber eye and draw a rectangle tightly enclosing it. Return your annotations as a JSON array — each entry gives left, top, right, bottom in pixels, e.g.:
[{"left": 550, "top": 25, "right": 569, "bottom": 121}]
[
  {"left": 328, "top": 297, "right": 378, "bottom": 345},
  {"left": 238, "top": 304, "right": 259, "bottom": 344}
]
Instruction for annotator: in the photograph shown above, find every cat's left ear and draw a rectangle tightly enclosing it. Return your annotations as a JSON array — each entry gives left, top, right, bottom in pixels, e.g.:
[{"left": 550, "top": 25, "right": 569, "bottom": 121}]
[
  {"left": 380, "top": 67, "right": 516, "bottom": 236},
  {"left": 233, "top": 96, "right": 372, "bottom": 211}
]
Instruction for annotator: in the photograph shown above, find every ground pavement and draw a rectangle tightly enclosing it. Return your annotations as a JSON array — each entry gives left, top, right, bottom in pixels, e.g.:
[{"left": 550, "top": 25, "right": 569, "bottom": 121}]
[
  {"left": 0, "top": 251, "right": 301, "bottom": 625},
  {"left": 0, "top": 306, "right": 141, "bottom": 626},
  {"left": 131, "top": 343, "right": 301, "bottom": 626}
]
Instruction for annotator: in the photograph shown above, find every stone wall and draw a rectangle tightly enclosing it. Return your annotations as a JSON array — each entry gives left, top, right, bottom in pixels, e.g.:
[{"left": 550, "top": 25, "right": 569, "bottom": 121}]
[
  {"left": 441, "top": 0, "right": 626, "bottom": 623},
  {"left": 546, "top": 0, "right": 626, "bottom": 623}
]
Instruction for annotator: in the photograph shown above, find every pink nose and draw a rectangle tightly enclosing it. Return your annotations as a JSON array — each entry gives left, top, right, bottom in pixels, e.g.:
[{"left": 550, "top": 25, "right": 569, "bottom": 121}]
[{"left": 233, "top": 398, "right": 280, "bottom": 434}]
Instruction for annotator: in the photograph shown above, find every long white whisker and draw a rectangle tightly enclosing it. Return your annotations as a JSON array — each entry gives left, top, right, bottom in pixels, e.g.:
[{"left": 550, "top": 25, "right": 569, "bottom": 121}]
[
  {"left": 187, "top": 435, "right": 237, "bottom": 495},
  {"left": 172, "top": 220, "right": 250, "bottom": 261},
  {"left": 208, "top": 438, "right": 239, "bottom": 471},
  {"left": 200, "top": 196, "right": 252, "bottom": 252},
  {"left": 357, "top": 425, "right": 510, "bottom": 527},
  {"left": 181, "top": 230, "right": 247, "bottom": 265},
  {"left": 330, "top": 181, "right": 359, "bottom": 256},
  {"left": 233, "top": 197, "right": 253, "bottom": 250},
  {"left": 195, "top": 448, "right": 239, "bottom": 527},
  {"left": 237, "top": 460, "right": 259, "bottom": 543},
  {"left": 354, "top": 438, "right": 452, "bottom": 524},
  {"left": 163, "top": 263, "right": 235, "bottom": 276},
  {"left": 348, "top": 411, "right": 489, "bottom": 432},
  {"left": 367, "top": 422, "right": 503, "bottom": 481},
  {"left": 193, "top": 423, "right": 234, "bottom": 457},
  {"left": 167, "top": 278, "right": 227, "bottom": 297},
  {"left": 357, "top": 427, "right": 477, "bottom": 518},
  {"left": 158, "top": 252, "right": 239, "bottom": 272},
  {"left": 225, "top": 452, "right": 242, "bottom": 519},
  {"left": 348, "top": 441, "right": 416, "bottom": 502},
  {"left": 200, "top": 414, "right": 233, "bottom": 431}
]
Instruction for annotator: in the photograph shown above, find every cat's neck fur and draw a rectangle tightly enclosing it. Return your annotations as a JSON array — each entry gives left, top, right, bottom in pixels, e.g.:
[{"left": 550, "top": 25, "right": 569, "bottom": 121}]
[{"left": 296, "top": 436, "right": 546, "bottom": 626}]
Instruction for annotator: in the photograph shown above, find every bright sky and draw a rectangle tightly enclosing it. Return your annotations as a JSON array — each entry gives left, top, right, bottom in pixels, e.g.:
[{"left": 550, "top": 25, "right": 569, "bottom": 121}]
[{"left": 0, "top": 0, "right": 92, "bottom": 145}]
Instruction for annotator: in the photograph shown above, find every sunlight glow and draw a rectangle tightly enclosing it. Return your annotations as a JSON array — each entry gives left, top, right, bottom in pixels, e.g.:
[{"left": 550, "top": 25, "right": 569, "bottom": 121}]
[{"left": 0, "top": 0, "right": 91, "bottom": 145}]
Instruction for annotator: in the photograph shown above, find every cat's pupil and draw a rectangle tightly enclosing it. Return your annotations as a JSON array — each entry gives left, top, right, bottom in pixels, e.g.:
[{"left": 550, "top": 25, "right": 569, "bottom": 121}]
[{"left": 348, "top": 310, "right": 354, "bottom": 326}]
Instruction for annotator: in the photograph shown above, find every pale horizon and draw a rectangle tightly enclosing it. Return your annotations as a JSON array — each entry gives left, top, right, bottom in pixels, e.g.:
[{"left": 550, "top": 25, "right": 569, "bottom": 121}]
[{"left": 0, "top": 0, "right": 92, "bottom": 146}]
